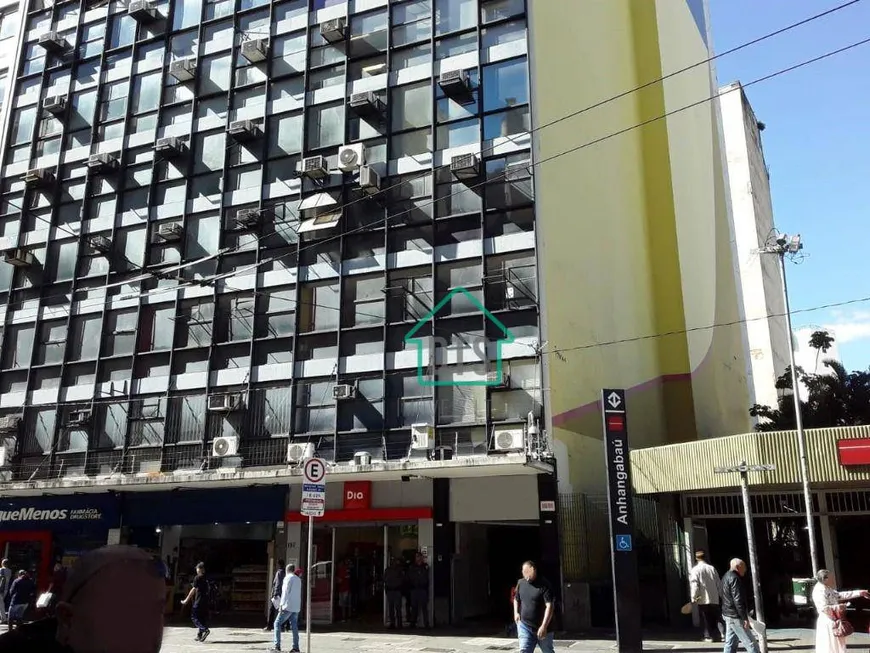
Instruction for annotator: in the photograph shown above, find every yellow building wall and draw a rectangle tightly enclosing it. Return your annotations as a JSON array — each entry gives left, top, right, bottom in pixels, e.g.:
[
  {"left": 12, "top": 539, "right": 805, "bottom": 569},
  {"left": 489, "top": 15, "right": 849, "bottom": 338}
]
[{"left": 529, "top": 0, "right": 752, "bottom": 493}]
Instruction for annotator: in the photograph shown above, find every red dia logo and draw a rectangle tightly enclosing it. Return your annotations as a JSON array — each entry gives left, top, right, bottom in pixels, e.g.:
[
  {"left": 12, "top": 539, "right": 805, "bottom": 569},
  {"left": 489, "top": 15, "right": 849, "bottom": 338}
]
[{"left": 343, "top": 481, "right": 371, "bottom": 510}]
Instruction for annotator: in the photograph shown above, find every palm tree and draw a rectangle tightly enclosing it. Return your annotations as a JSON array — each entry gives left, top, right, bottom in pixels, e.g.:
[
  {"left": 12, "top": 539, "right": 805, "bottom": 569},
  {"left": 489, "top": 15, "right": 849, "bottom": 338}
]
[{"left": 808, "top": 329, "right": 835, "bottom": 373}]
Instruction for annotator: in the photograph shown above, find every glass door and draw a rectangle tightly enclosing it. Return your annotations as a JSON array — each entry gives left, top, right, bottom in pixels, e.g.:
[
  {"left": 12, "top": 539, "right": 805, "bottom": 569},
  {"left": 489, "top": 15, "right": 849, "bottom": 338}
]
[
  {"left": 303, "top": 523, "right": 334, "bottom": 625},
  {"left": 0, "top": 532, "right": 52, "bottom": 590}
]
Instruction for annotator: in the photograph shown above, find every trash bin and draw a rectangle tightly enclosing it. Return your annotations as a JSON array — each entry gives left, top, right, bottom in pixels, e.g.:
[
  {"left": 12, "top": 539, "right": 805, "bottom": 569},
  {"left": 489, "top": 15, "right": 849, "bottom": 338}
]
[{"left": 792, "top": 578, "right": 815, "bottom": 607}]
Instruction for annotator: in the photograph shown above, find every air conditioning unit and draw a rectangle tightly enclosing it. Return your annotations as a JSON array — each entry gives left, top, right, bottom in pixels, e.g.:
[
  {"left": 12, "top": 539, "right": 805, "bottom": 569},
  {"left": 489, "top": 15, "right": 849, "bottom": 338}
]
[
  {"left": 155, "top": 136, "right": 187, "bottom": 158},
  {"left": 156, "top": 222, "right": 183, "bottom": 242},
  {"left": 319, "top": 17, "right": 346, "bottom": 43},
  {"left": 42, "top": 96, "right": 66, "bottom": 114},
  {"left": 24, "top": 168, "right": 54, "bottom": 187},
  {"left": 451, "top": 153, "right": 480, "bottom": 180},
  {"left": 287, "top": 442, "right": 315, "bottom": 464},
  {"left": 235, "top": 208, "right": 260, "bottom": 229},
  {"left": 301, "top": 155, "right": 328, "bottom": 180},
  {"left": 38, "top": 32, "right": 69, "bottom": 54},
  {"left": 0, "top": 415, "right": 21, "bottom": 432},
  {"left": 169, "top": 58, "right": 197, "bottom": 82},
  {"left": 337, "top": 144, "right": 365, "bottom": 172},
  {"left": 128, "top": 0, "right": 159, "bottom": 22},
  {"left": 87, "top": 152, "right": 119, "bottom": 173},
  {"left": 68, "top": 410, "right": 91, "bottom": 427},
  {"left": 493, "top": 427, "right": 525, "bottom": 452},
  {"left": 88, "top": 235, "right": 112, "bottom": 254},
  {"left": 353, "top": 451, "right": 372, "bottom": 466},
  {"left": 349, "top": 92, "right": 384, "bottom": 119},
  {"left": 241, "top": 37, "right": 269, "bottom": 63},
  {"left": 3, "top": 249, "right": 35, "bottom": 268},
  {"left": 228, "top": 119, "right": 261, "bottom": 142},
  {"left": 357, "top": 166, "right": 380, "bottom": 195},
  {"left": 212, "top": 435, "right": 240, "bottom": 458},
  {"left": 486, "top": 371, "right": 510, "bottom": 388},
  {"left": 439, "top": 69, "right": 470, "bottom": 95},
  {"left": 332, "top": 384, "right": 356, "bottom": 400},
  {"left": 410, "top": 423, "right": 434, "bottom": 450},
  {"left": 208, "top": 393, "right": 242, "bottom": 413}
]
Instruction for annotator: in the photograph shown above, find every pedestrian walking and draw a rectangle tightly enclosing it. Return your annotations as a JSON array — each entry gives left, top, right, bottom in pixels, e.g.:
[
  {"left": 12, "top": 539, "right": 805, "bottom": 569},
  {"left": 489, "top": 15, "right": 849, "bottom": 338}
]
[
  {"left": 180, "top": 562, "right": 210, "bottom": 643},
  {"left": 811, "top": 569, "right": 869, "bottom": 653},
  {"left": 408, "top": 552, "right": 430, "bottom": 628},
  {"left": 513, "top": 560, "right": 555, "bottom": 653},
  {"left": 271, "top": 564, "right": 302, "bottom": 653},
  {"left": 0, "top": 560, "right": 12, "bottom": 624},
  {"left": 720, "top": 559, "right": 760, "bottom": 653},
  {"left": 265, "top": 560, "right": 286, "bottom": 631},
  {"left": 690, "top": 550, "right": 724, "bottom": 642},
  {"left": 6, "top": 571, "right": 35, "bottom": 629},
  {"left": 384, "top": 558, "right": 405, "bottom": 629}
]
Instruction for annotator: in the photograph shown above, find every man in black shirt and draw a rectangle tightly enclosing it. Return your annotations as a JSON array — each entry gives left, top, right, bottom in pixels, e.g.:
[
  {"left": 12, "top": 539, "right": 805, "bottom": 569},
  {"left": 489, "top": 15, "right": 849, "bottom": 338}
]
[
  {"left": 181, "top": 562, "right": 211, "bottom": 643},
  {"left": 513, "top": 561, "right": 555, "bottom": 653}
]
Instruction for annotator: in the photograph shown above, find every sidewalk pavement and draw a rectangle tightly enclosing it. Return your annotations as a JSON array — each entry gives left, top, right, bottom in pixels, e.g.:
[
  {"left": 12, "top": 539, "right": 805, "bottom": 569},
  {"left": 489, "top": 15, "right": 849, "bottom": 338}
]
[{"left": 160, "top": 626, "right": 870, "bottom": 652}]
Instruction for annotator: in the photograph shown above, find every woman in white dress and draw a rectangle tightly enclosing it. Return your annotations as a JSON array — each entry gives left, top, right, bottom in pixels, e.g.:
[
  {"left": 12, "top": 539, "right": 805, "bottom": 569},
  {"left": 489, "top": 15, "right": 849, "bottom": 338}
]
[{"left": 812, "top": 569, "right": 870, "bottom": 653}]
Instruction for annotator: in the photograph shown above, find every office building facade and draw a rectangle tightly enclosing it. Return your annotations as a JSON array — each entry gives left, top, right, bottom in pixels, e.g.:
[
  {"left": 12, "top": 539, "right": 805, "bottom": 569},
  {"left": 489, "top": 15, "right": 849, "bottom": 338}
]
[{"left": 0, "top": 0, "right": 750, "bottom": 628}]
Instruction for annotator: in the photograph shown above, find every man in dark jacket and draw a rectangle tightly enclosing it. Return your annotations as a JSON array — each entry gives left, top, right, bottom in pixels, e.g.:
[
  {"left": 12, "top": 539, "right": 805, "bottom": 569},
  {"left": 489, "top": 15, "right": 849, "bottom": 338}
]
[
  {"left": 265, "top": 560, "right": 286, "bottom": 631},
  {"left": 407, "top": 552, "right": 430, "bottom": 629},
  {"left": 383, "top": 559, "right": 405, "bottom": 629},
  {"left": 720, "top": 559, "right": 760, "bottom": 653},
  {"left": 7, "top": 571, "right": 35, "bottom": 628}
]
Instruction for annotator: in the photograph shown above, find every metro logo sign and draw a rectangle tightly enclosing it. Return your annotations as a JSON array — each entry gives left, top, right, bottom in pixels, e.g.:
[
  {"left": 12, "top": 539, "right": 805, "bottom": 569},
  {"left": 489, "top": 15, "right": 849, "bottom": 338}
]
[{"left": 343, "top": 481, "right": 371, "bottom": 510}]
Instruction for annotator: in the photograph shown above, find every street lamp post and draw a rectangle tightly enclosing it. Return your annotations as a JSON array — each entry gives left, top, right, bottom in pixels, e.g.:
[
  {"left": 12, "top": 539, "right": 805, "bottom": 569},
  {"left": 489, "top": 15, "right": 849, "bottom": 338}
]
[
  {"left": 759, "top": 233, "right": 820, "bottom": 575},
  {"left": 714, "top": 462, "right": 775, "bottom": 653}
]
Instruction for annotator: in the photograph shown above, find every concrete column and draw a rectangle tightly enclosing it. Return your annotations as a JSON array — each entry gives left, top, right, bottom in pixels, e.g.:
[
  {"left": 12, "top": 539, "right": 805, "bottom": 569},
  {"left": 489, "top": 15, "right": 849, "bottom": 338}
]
[
  {"left": 820, "top": 515, "right": 840, "bottom": 579},
  {"left": 418, "top": 517, "right": 435, "bottom": 625}
]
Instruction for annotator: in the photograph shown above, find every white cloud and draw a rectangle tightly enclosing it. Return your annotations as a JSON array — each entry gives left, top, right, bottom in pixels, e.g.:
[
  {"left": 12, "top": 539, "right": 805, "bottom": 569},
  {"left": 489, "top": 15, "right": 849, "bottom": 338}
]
[{"left": 822, "top": 310, "right": 870, "bottom": 344}]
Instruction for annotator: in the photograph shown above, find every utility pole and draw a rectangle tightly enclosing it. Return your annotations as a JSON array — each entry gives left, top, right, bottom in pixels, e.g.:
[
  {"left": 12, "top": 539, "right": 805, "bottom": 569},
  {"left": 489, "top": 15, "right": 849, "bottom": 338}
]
[
  {"left": 714, "top": 462, "right": 775, "bottom": 653},
  {"left": 759, "top": 233, "right": 820, "bottom": 575}
]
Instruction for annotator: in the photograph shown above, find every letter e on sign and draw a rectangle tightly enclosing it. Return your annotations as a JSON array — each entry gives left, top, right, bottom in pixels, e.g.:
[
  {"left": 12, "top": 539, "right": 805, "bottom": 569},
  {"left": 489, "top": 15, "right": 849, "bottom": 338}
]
[{"left": 303, "top": 458, "right": 326, "bottom": 484}]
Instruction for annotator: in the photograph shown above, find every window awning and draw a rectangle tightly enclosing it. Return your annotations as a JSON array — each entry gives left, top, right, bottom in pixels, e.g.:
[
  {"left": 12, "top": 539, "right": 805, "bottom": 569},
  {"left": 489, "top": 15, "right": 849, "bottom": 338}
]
[
  {"left": 298, "top": 192, "right": 339, "bottom": 212},
  {"left": 297, "top": 212, "right": 341, "bottom": 234}
]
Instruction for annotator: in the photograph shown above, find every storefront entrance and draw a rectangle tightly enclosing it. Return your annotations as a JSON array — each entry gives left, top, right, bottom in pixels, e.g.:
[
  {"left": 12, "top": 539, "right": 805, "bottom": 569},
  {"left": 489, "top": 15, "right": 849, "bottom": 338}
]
[{"left": 300, "top": 522, "right": 420, "bottom": 626}]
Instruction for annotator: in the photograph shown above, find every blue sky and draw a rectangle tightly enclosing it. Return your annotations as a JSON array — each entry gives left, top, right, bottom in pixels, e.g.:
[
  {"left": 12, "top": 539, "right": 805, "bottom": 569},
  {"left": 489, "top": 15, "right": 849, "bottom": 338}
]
[{"left": 709, "top": 0, "right": 870, "bottom": 370}]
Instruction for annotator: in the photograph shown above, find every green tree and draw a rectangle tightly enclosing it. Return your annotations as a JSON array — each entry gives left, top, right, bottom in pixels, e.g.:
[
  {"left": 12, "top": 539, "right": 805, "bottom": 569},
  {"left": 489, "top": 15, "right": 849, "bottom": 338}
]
[
  {"left": 808, "top": 329, "right": 835, "bottom": 372},
  {"left": 749, "top": 361, "right": 870, "bottom": 432}
]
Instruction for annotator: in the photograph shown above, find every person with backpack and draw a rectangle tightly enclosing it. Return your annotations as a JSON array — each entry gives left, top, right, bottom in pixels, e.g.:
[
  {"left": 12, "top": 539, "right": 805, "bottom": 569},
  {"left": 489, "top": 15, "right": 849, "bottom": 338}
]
[{"left": 181, "top": 562, "right": 211, "bottom": 643}]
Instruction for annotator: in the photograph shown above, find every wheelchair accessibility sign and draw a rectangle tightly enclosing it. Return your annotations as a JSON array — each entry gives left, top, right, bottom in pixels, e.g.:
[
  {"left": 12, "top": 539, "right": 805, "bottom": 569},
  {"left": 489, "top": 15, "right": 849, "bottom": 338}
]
[{"left": 615, "top": 534, "right": 633, "bottom": 552}]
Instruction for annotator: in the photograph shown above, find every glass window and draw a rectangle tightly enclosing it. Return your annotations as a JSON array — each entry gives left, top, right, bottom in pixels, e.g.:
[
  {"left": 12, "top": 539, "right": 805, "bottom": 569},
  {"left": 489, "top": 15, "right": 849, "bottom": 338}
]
[
  {"left": 307, "top": 102, "right": 344, "bottom": 150},
  {"left": 350, "top": 9, "right": 388, "bottom": 54},
  {"left": 201, "top": 56, "right": 232, "bottom": 95},
  {"left": 35, "top": 320, "right": 66, "bottom": 366},
  {"left": 308, "top": 64, "right": 344, "bottom": 91},
  {"left": 436, "top": 117, "right": 479, "bottom": 149},
  {"left": 391, "top": 82, "right": 432, "bottom": 131},
  {"left": 257, "top": 288, "right": 296, "bottom": 337},
  {"left": 299, "top": 282, "right": 340, "bottom": 331},
  {"left": 435, "top": 31, "right": 476, "bottom": 60},
  {"left": 48, "top": 240, "right": 78, "bottom": 282},
  {"left": 346, "top": 276, "right": 385, "bottom": 327},
  {"left": 481, "top": 19, "right": 526, "bottom": 49},
  {"left": 203, "top": 21, "right": 233, "bottom": 52},
  {"left": 350, "top": 55, "right": 387, "bottom": 81},
  {"left": 269, "top": 112, "right": 303, "bottom": 157},
  {"left": 435, "top": 0, "right": 476, "bottom": 35},
  {"left": 0, "top": 75, "right": 7, "bottom": 109},
  {"left": 0, "top": 10, "right": 18, "bottom": 40},
  {"left": 483, "top": 57, "right": 528, "bottom": 112},
  {"left": 105, "top": 310, "right": 137, "bottom": 357},
  {"left": 483, "top": 105, "right": 529, "bottom": 139},
  {"left": 2, "top": 324, "right": 34, "bottom": 369},
  {"left": 173, "top": 0, "right": 203, "bottom": 30},
  {"left": 109, "top": 15, "right": 137, "bottom": 48},
  {"left": 392, "top": 0, "right": 431, "bottom": 47},
  {"left": 100, "top": 81, "right": 128, "bottom": 122},
  {"left": 10, "top": 107, "right": 36, "bottom": 145},
  {"left": 133, "top": 73, "right": 161, "bottom": 114},
  {"left": 205, "top": 0, "right": 232, "bottom": 21},
  {"left": 80, "top": 22, "right": 107, "bottom": 59},
  {"left": 392, "top": 44, "right": 430, "bottom": 71},
  {"left": 482, "top": 0, "right": 525, "bottom": 23},
  {"left": 392, "top": 128, "right": 432, "bottom": 158}
]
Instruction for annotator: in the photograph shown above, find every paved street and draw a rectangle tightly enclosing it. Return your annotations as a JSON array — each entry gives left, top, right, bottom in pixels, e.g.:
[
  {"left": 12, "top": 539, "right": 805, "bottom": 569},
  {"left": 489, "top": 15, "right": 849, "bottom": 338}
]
[{"left": 160, "top": 626, "right": 870, "bottom": 652}]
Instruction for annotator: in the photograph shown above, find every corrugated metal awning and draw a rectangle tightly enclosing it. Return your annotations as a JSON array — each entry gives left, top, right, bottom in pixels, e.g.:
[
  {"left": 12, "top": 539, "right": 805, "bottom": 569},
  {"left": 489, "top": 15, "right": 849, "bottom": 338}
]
[
  {"left": 630, "top": 425, "right": 870, "bottom": 494},
  {"left": 298, "top": 192, "right": 338, "bottom": 211}
]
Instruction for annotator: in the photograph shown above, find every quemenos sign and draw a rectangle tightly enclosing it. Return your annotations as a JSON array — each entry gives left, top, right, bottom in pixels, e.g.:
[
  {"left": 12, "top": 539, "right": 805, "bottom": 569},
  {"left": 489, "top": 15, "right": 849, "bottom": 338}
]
[{"left": 0, "top": 507, "right": 104, "bottom": 524}]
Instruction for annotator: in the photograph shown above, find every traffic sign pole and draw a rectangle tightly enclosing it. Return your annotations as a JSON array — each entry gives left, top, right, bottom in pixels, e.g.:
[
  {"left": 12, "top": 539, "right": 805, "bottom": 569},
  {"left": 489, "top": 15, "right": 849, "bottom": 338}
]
[{"left": 300, "top": 457, "right": 326, "bottom": 652}]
